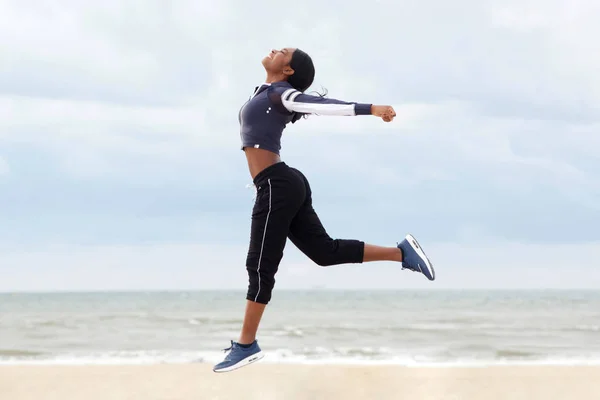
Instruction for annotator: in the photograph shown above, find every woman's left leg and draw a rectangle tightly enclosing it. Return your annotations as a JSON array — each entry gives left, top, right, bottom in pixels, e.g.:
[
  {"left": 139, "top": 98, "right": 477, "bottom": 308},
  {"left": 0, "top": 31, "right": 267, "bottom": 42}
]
[{"left": 213, "top": 165, "right": 306, "bottom": 373}]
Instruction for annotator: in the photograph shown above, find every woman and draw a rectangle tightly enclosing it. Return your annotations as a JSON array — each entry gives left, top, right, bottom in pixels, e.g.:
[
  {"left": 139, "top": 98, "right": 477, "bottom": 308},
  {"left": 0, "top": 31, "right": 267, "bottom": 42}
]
[{"left": 213, "top": 48, "right": 435, "bottom": 373}]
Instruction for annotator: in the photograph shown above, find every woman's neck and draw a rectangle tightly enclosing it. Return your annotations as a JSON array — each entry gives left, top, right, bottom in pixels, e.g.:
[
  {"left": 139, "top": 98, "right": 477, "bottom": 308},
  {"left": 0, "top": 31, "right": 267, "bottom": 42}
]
[{"left": 264, "top": 73, "right": 286, "bottom": 84}]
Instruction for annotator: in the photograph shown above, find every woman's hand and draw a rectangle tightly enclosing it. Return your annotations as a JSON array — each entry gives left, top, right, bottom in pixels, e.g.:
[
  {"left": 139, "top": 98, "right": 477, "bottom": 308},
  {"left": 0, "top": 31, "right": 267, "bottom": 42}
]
[{"left": 371, "top": 105, "right": 396, "bottom": 122}]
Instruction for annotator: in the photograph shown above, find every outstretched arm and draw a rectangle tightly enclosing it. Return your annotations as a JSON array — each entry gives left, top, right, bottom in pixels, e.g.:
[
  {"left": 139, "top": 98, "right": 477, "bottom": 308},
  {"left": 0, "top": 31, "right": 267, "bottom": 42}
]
[
  {"left": 279, "top": 88, "right": 395, "bottom": 121},
  {"left": 280, "top": 88, "right": 371, "bottom": 116}
]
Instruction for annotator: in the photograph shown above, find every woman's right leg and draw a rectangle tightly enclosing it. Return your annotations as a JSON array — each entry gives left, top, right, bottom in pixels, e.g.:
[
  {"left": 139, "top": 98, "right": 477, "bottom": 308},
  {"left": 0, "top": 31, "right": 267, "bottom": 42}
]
[
  {"left": 287, "top": 169, "right": 401, "bottom": 266},
  {"left": 287, "top": 198, "right": 403, "bottom": 266},
  {"left": 363, "top": 244, "right": 403, "bottom": 262},
  {"left": 287, "top": 168, "right": 434, "bottom": 280}
]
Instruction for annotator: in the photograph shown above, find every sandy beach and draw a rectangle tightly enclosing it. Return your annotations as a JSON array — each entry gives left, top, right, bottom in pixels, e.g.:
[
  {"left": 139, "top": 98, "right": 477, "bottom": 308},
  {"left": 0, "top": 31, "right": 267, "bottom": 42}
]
[{"left": 1, "top": 363, "right": 599, "bottom": 400}]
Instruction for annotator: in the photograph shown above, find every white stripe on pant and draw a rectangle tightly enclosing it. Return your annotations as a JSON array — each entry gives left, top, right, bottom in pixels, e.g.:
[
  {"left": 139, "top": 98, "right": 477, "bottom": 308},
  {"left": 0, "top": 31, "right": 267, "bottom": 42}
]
[{"left": 254, "top": 178, "right": 272, "bottom": 302}]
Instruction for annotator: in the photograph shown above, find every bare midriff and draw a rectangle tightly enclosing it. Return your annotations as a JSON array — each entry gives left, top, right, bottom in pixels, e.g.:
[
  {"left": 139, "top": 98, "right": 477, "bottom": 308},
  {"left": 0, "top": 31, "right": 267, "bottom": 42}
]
[{"left": 244, "top": 147, "right": 282, "bottom": 180}]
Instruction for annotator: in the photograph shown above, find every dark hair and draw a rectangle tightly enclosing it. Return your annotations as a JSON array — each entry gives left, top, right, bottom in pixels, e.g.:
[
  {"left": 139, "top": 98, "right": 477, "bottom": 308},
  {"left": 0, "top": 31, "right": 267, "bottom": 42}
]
[
  {"left": 288, "top": 49, "right": 315, "bottom": 92},
  {"left": 287, "top": 49, "right": 326, "bottom": 123}
]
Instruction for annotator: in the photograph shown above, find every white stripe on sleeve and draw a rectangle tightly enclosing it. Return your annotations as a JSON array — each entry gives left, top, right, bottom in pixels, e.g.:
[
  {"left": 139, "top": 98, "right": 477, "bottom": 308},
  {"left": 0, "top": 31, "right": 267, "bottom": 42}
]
[{"left": 281, "top": 91, "right": 356, "bottom": 116}]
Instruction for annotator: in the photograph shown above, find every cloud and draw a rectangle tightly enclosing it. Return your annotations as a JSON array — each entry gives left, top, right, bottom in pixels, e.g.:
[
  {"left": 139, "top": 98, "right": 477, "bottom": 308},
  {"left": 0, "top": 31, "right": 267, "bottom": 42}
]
[
  {"left": 310, "top": 0, "right": 600, "bottom": 123},
  {"left": 0, "top": 0, "right": 599, "bottom": 290},
  {"left": 2, "top": 239, "right": 599, "bottom": 292},
  {"left": 0, "top": 95, "right": 217, "bottom": 181},
  {"left": 0, "top": 243, "right": 250, "bottom": 292},
  {"left": 0, "top": 1, "right": 230, "bottom": 106}
]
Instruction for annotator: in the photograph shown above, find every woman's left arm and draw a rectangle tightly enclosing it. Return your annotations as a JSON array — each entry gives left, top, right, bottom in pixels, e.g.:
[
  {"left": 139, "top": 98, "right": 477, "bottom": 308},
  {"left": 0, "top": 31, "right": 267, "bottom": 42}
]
[{"left": 280, "top": 88, "right": 373, "bottom": 116}]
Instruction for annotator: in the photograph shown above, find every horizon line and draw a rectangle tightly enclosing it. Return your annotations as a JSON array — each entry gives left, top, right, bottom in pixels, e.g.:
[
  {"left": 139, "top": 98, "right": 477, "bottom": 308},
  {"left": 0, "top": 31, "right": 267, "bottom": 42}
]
[{"left": 0, "top": 287, "right": 597, "bottom": 294}]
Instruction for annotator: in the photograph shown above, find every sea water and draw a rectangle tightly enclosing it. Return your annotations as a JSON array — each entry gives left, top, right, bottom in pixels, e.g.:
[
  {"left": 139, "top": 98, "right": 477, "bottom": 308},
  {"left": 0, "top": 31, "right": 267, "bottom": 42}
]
[{"left": 1, "top": 290, "right": 599, "bottom": 366}]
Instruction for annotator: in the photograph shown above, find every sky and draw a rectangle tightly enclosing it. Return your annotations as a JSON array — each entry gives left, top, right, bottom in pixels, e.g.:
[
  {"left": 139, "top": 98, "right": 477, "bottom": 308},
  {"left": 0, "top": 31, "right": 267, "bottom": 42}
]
[{"left": 1, "top": 0, "right": 599, "bottom": 291}]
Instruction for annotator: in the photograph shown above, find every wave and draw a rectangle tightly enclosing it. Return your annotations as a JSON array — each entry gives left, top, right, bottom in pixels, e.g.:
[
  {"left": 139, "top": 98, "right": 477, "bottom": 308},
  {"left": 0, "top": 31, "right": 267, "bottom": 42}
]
[
  {"left": 2, "top": 348, "right": 600, "bottom": 367},
  {"left": 574, "top": 325, "right": 600, "bottom": 332},
  {"left": 0, "top": 349, "right": 47, "bottom": 357},
  {"left": 494, "top": 349, "right": 539, "bottom": 359}
]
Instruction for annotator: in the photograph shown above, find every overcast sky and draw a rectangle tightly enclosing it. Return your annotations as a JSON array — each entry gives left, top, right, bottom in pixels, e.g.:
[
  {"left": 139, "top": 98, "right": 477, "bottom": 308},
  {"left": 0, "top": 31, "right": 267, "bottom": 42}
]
[{"left": 1, "top": 0, "right": 599, "bottom": 291}]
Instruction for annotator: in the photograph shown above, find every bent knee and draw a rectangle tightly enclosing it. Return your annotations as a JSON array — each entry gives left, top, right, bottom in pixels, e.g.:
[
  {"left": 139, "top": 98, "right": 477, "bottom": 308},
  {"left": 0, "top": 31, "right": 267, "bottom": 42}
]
[
  {"left": 306, "top": 239, "right": 364, "bottom": 267},
  {"left": 309, "top": 245, "right": 342, "bottom": 267},
  {"left": 313, "top": 256, "right": 337, "bottom": 267}
]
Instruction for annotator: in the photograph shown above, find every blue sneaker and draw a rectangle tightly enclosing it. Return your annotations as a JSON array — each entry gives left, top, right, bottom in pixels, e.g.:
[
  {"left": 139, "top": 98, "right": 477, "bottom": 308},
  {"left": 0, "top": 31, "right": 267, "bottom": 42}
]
[
  {"left": 397, "top": 234, "right": 435, "bottom": 281},
  {"left": 212, "top": 340, "right": 264, "bottom": 373}
]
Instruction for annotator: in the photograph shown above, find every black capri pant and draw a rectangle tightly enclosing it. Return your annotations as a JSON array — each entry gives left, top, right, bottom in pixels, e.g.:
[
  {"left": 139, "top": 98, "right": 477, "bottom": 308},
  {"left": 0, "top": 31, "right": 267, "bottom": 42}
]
[{"left": 245, "top": 162, "right": 365, "bottom": 304}]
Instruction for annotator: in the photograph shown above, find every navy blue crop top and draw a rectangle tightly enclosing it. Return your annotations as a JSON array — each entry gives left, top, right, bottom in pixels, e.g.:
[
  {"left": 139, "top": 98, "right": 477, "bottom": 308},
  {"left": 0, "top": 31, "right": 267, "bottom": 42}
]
[{"left": 239, "top": 81, "right": 372, "bottom": 155}]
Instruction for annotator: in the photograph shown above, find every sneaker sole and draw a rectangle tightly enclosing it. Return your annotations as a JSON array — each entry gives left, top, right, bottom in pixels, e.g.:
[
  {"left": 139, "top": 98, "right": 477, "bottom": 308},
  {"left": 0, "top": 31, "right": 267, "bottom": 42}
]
[
  {"left": 405, "top": 234, "right": 435, "bottom": 281},
  {"left": 213, "top": 351, "right": 264, "bottom": 373}
]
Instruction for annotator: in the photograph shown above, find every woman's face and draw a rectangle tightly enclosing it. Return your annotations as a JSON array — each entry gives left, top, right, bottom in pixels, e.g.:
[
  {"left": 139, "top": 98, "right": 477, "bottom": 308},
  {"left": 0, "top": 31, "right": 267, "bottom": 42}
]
[{"left": 262, "top": 48, "right": 296, "bottom": 76}]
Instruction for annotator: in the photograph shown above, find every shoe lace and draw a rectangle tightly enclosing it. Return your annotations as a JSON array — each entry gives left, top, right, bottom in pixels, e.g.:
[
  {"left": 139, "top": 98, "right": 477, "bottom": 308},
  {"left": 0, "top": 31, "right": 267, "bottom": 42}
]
[
  {"left": 222, "top": 340, "right": 234, "bottom": 352},
  {"left": 396, "top": 242, "right": 422, "bottom": 274}
]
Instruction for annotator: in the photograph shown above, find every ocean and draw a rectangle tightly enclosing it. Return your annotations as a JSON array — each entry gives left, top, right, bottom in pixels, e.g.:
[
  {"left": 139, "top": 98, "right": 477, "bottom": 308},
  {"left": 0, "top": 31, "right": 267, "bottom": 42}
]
[{"left": 1, "top": 290, "right": 599, "bottom": 366}]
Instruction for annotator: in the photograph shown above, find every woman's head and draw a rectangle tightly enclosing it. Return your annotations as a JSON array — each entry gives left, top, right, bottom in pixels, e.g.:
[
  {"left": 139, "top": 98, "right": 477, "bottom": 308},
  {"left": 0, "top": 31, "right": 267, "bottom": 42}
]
[{"left": 262, "top": 48, "right": 315, "bottom": 92}]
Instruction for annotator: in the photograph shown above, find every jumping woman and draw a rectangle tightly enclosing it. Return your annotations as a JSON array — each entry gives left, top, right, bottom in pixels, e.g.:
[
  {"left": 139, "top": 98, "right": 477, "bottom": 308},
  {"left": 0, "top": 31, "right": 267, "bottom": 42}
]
[{"left": 213, "top": 48, "right": 435, "bottom": 373}]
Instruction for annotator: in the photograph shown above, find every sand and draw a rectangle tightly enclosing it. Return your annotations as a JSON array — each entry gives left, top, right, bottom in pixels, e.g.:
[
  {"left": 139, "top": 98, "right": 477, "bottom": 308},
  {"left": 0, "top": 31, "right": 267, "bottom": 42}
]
[{"left": 1, "top": 363, "right": 599, "bottom": 400}]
